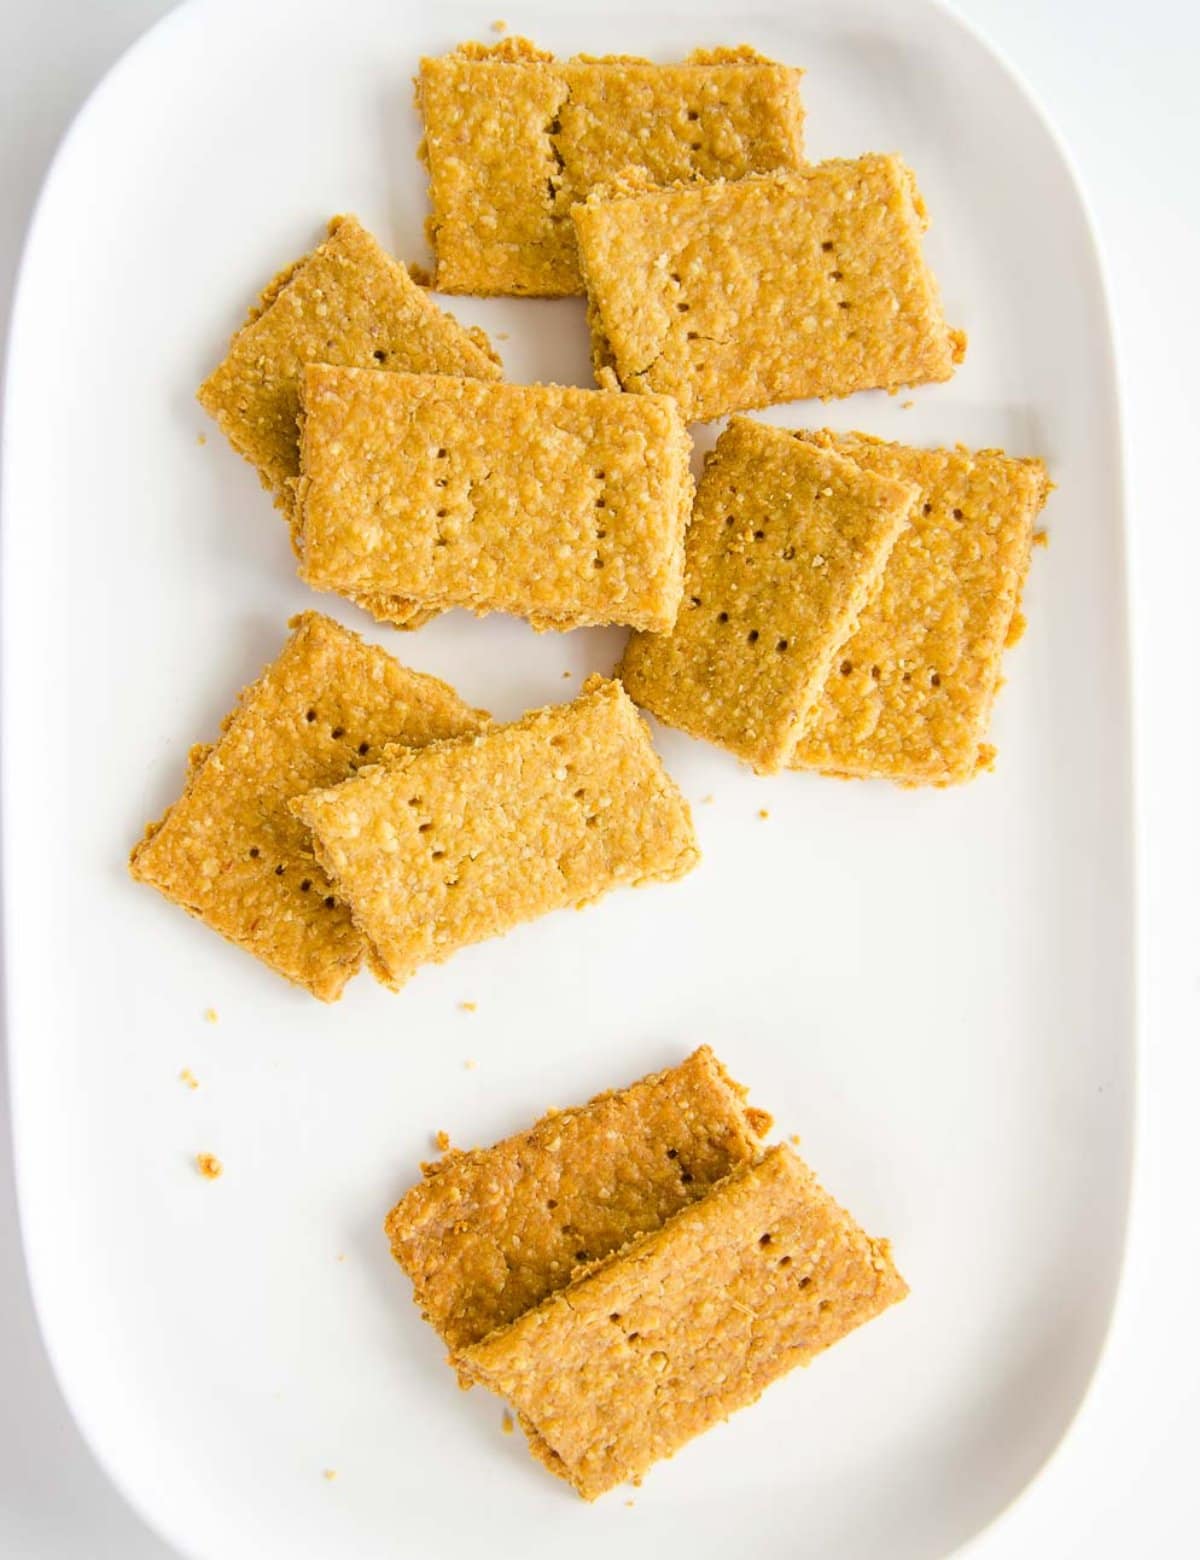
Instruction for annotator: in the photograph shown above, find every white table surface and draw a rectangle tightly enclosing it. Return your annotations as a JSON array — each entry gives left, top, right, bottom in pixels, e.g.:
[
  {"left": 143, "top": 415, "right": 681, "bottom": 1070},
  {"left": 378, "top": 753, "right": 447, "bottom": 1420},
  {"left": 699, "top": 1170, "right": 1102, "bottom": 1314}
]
[{"left": 1, "top": 1, "right": 1196, "bottom": 1555}]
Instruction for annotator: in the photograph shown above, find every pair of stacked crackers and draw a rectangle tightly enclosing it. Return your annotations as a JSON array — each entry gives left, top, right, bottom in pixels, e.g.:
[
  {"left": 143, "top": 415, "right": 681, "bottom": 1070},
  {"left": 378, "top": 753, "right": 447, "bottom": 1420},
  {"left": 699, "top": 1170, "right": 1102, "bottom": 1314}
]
[
  {"left": 131, "top": 614, "right": 697, "bottom": 1001},
  {"left": 386, "top": 1048, "right": 906, "bottom": 1499}
]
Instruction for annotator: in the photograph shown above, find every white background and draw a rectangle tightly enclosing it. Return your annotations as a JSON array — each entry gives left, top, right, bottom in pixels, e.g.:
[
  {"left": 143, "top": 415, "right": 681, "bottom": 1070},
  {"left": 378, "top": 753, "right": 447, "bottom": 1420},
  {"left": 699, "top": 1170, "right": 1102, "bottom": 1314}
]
[{"left": 0, "top": 1, "right": 1195, "bottom": 1556}]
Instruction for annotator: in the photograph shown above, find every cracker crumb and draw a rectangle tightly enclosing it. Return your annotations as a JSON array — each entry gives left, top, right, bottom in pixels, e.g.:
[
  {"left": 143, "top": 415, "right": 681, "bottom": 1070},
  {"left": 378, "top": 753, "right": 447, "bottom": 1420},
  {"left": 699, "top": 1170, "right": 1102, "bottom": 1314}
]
[
  {"left": 1034, "top": 528, "right": 1049, "bottom": 548},
  {"left": 459, "top": 1001, "right": 478, "bottom": 1013},
  {"left": 701, "top": 794, "right": 714, "bottom": 805},
  {"left": 901, "top": 400, "right": 915, "bottom": 410},
  {"left": 491, "top": 18, "right": 508, "bottom": 32},
  {"left": 464, "top": 1059, "right": 478, "bottom": 1071},
  {"left": 195, "top": 1152, "right": 223, "bottom": 1180},
  {"left": 495, "top": 331, "right": 510, "bottom": 342},
  {"left": 196, "top": 432, "right": 207, "bottom": 446},
  {"left": 626, "top": 1500, "right": 636, "bottom": 1508},
  {"left": 336, "top": 1252, "right": 346, "bottom": 1262},
  {"left": 562, "top": 671, "right": 572, "bottom": 679},
  {"left": 758, "top": 809, "right": 770, "bottom": 820},
  {"left": 322, "top": 1468, "right": 337, "bottom": 1481},
  {"left": 789, "top": 1133, "right": 801, "bottom": 1146},
  {"left": 502, "top": 1411, "right": 514, "bottom": 1435},
  {"left": 203, "top": 1008, "right": 218, "bottom": 1024},
  {"left": 179, "top": 1068, "right": 199, "bottom": 1090},
  {"left": 435, "top": 1129, "right": 452, "bottom": 1152}
]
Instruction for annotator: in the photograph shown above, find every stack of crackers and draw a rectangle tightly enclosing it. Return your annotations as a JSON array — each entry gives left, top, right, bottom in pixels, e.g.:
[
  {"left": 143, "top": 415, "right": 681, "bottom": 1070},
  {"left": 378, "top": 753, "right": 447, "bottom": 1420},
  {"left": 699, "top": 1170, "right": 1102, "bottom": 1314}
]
[
  {"left": 386, "top": 1048, "right": 906, "bottom": 1499},
  {"left": 131, "top": 615, "right": 697, "bottom": 1001}
]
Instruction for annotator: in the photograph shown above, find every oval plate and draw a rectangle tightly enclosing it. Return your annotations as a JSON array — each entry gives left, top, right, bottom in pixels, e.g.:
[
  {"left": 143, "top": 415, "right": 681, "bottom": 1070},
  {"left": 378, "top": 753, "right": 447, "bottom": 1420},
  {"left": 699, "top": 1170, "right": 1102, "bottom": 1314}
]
[{"left": 1, "top": 0, "right": 1133, "bottom": 1556}]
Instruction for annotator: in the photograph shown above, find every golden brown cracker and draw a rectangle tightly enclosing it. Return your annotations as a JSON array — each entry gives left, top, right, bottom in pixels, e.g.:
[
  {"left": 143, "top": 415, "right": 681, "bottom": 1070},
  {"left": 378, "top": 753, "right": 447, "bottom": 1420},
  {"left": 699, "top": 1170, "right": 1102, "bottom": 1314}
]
[
  {"left": 620, "top": 418, "right": 916, "bottom": 773},
  {"left": 291, "top": 677, "right": 698, "bottom": 990},
  {"left": 296, "top": 367, "right": 692, "bottom": 632},
  {"left": 129, "top": 612, "right": 487, "bottom": 1000},
  {"left": 573, "top": 156, "right": 964, "bottom": 421},
  {"left": 461, "top": 1144, "right": 907, "bottom": 1499},
  {"left": 196, "top": 215, "right": 501, "bottom": 519},
  {"left": 789, "top": 431, "right": 1050, "bottom": 785},
  {"left": 385, "top": 1046, "right": 769, "bottom": 1355}
]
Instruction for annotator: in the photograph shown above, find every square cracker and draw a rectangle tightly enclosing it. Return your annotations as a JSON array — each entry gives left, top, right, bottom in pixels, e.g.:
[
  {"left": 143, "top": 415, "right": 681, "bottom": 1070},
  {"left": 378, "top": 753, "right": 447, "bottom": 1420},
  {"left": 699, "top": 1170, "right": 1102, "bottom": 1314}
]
[
  {"left": 385, "top": 1046, "right": 771, "bottom": 1356},
  {"left": 789, "top": 431, "right": 1051, "bottom": 785},
  {"left": 419, "top": 39, "right": 804, "bottom": 297},
  {"left": 129, "top": 612, "right": 488, "bottom": 1001},
  {"left": 573, "top": 155, "right": 965, "bottom": 422},
  {"left": 620, "top": 417, "right": 917, "bottom": 774},
  {"left": 295, "top": 367, "right": 692, "bottom": 633},
  {"left": 196, "top": 214, "right": 501, "bottom": 525},
  {"left": 461, "top": 1143, "right": 908, "bottom": 1500},
  {"left": 291, "top": 676, "right": 698, "bottom": 991}
]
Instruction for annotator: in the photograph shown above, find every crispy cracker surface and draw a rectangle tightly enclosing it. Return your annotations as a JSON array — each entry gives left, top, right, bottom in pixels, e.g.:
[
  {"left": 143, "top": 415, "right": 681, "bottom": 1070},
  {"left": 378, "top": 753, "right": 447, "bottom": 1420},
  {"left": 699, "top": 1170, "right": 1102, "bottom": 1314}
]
[
  {"left": 620, "top": 418, "right": 916, "bottom": 773},
  {"left": 385, "top": 1047, "right": 770, "bottom": 1355},
  {"left": 573, "top": 156, "right": 964, "bottom": 421},
  {"left": 129, "top": 613, "right": 487, "bottom": 1000},
  {"left": 196, "top": 215, "right": 501, "bottom": 520},
  {"left": 461, "top": 1143, "right": 907, "bottom": 1499},
  {"left": 291, "top": 677, "right": 698, "bottom": 990},
  {"left": 788, "top": 431, "right": 1050, "bottom": 784},
  {"left": 419, "top": 40, "right": 804, "bottom": 297},
  {"left": 296, "top": 367, "right": 692, "bottom": 632}
]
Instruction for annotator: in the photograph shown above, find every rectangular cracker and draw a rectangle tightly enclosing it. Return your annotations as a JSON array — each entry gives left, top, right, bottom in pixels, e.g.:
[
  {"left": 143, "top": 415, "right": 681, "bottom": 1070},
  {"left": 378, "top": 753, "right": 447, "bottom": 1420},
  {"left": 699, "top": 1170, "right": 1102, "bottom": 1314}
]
[
  {"left": 573, "top": 155, "right": 965, "bottom": 422},
  {"left": 789, "top": 431, "right": 1051, "bottom": 785},
  {"left": 290, "top": 676, "right": 698, "bottom": 990},
  {"left": 419, "top": 39, "right": 804, "bottom": 297},
  {"left": 461, "top": 1143, "right": 907, "bottom": 1499},
  {"left": 295, "top": 367, "right": 692, "bottom": 633},
  {"left": 385, "top": 1046, "right": 771, "bottom": 1356},
  {"left": 620, "top": 418, "right": 917, "bottom": 773},
  {"left": 196, "top": 214, "right": 502, "bottom": 524},
  {"left": 129, "top": 612, "right": 488, "bottom": 1001}
]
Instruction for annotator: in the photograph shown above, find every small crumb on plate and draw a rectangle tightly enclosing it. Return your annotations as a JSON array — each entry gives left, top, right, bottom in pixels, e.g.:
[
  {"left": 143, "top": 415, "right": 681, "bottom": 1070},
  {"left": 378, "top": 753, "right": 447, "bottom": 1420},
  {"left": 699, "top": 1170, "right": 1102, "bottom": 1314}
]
[
  {"left": 459, "top": 1000, "right": 477, "bottom": 1013},
  {"left": 195, "top": 1152, "right": 223, "bottom": 1180},
  {"left": 435, "top": 1129, "right": 451, "bottom": 1152},
  {"left": 502, "top": 1411, "right": 514, "bottom": 1435},
  {"left": 179, "top": 1068, "right": 199, "bottom": 1090},
  {"left": 203, "top": 1007, "right": 218, "bottom": 1024}
]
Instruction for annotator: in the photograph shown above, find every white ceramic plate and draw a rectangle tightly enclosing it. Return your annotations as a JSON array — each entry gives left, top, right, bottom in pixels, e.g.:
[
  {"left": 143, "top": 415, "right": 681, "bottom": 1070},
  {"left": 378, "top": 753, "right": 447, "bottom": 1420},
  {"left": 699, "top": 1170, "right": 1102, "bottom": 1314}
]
[{"left": 2, "top": 0, "right": 1134, "bottom": 1556}]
